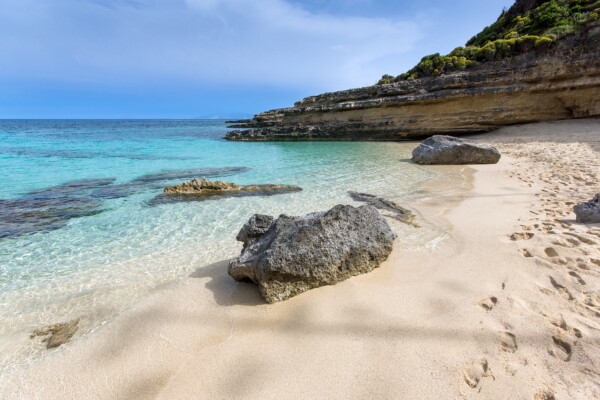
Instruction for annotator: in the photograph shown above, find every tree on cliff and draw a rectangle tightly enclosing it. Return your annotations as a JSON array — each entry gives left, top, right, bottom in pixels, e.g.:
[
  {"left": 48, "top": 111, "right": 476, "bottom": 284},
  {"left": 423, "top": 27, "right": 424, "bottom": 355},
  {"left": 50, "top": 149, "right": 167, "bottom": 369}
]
[{"left": 378, "top": 0, "right": 600, "bottom": 84}]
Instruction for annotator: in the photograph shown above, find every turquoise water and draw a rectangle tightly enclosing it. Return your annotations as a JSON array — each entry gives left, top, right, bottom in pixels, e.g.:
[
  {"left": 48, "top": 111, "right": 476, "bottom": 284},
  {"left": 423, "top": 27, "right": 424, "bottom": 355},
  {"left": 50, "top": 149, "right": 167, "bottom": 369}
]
[{"left": 0, "top": 120, "right": 455, "bottom": 371}]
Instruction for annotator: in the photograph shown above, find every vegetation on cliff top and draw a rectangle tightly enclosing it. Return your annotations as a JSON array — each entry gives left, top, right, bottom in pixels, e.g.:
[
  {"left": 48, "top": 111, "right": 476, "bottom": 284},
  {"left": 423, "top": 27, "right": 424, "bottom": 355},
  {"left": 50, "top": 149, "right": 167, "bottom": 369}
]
[{"left": 378, "top": 0, "right": 600, "bottom": 84}]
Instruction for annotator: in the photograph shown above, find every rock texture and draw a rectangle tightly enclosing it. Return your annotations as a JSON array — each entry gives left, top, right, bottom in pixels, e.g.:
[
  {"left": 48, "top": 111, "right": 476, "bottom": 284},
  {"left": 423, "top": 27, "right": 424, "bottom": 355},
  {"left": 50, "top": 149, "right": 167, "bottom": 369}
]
[
  {"left": 411, "top": 135, "right": 501, "bottom": 165},
  {"left": 152, "top": 178, "right": 302, "bottom": 204},
  {"left": 225, "top": 49, "right": 600, "bottom": 141},
  {"left": 30, "top": 318, "right": 80, "bottom": 349},
  {"left": 574, "top": 193, "right": 600, "bottom": 223},
  {"left": 228, "top": 205, "right": 396, "bottom": 303}
]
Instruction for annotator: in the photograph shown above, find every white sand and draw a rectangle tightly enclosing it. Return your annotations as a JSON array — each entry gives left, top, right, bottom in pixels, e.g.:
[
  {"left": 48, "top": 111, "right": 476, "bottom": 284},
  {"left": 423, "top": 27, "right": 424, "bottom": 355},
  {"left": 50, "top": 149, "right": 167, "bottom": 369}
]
[{"left": 1, "top": 119, "right": 599, "bottom": 399}]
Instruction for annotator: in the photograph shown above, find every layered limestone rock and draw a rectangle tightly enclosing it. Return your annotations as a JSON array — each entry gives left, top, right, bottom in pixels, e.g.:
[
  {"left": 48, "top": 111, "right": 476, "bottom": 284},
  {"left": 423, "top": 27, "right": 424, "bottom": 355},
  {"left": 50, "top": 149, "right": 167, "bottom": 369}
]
[
  {"left": 226, "top": 48, "right": 600, "bottom": 141},
  {"left": 412, "top": 135, "right": 501, "bottom": 165},
  {"left": 150, "top": 178, "right": 302, "bottom": 205},
  {"left": 164, "top": 177, "right": 302, "bottom": 195},
  {"left": 228, "top": 205, "right": 396, "bottom": 303}
]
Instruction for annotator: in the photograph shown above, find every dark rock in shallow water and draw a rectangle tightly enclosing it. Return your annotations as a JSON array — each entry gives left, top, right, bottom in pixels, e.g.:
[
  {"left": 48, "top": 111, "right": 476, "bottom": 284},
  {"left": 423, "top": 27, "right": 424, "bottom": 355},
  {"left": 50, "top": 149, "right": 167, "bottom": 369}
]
[
  {"left": 25, "top": 178, "right": 117, "bottom": 199},
  {"left": 131, "top": 167, "right": 249, "bottom": 183},
  {"left": 348, "top": 192, "right": 415, "bottom": 225},
  {"left": 228, "top": 204, "right": 396, "bottom": 303},
  {"left": 574, "top": 193, "right": 600, "bottom": 223},
  {"left": 0, "top": 197, "right": 104, "bottom": 239},
  {"left": 412, "top": 135, "right": 501, "bottom": 165},
  {"left": 149, "top": 177, "right": 302, "bottom": 205},
  {"left": 0, "top": 167, "right": 251, "bottom": 239},
  {"left": 30, "top": 318, "right": 80, "bottom": 349}
]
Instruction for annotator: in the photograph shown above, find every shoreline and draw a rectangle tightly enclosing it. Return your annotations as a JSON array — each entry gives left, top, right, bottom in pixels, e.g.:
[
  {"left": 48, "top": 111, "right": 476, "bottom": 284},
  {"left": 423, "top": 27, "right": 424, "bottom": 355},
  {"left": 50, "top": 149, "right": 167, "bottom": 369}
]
[{"left": 1, "top": 119, "right": 599, "bottom": 399}]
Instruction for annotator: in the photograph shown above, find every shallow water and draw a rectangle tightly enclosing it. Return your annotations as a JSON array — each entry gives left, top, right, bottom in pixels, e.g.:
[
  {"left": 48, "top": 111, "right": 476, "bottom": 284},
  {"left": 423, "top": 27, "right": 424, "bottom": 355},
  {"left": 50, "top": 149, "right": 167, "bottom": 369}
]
[{"left": 0, "top": 120, "right": 465, "bottom": 372}]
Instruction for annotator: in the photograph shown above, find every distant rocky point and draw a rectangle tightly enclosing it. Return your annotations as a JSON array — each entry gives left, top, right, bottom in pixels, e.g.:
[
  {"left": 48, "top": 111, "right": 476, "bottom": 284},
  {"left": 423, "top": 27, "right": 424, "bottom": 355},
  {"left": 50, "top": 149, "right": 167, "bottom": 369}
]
[{"left": 226, "top": 1, "right": 600, "bottom": 141}]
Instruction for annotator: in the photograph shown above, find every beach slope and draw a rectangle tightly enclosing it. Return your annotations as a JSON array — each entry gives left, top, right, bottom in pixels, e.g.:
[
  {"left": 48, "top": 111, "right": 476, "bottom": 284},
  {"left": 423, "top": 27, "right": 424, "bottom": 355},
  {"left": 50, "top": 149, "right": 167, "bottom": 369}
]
[{"left": 1, "top": 119, "right": 599, "bottom": 399}]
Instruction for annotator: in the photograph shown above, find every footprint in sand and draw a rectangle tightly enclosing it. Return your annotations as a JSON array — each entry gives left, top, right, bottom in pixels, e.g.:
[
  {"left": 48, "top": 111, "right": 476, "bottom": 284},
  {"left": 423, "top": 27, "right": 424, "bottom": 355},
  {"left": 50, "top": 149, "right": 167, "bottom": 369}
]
[
  {"left": 534, "top": 389, "right": 556, "bottom": 400},
  {"left": 576, "top": 260, "right": 590, "bottom": 270},
  {"left": 552, "top": 238, "right": 579, "bottom": 248},
  {"left": 568, "top": 270, "right": 586, "bottom": 285},
  {"left": 462, "top": 358, "right": 492, "bottom": 388},
  {"left": 544, "top": 247, "right": 559, "bottom": 258},
  {"left": 520, "top": 248, "right": 533, "bottom": 258},
  {"left": 510, "top": 232, "right": 534, "bottom": 241},
  {"left": 549, "top": 276, "right": 574, "bottom": 300},
  {"left": 564, "top": 232, "right": 597, "bottom": 245},
  {"left": 478, "top": 296, "right": 498, "bottom": 311},
  {"left": 543, "top": 312, "right": 583, "bottom": 338},
  {"left": 498, "top": 331, "right": 518, "bottom": 353},
  {"left": 548, "top": 332, "right": 573, "bottom": 362}
]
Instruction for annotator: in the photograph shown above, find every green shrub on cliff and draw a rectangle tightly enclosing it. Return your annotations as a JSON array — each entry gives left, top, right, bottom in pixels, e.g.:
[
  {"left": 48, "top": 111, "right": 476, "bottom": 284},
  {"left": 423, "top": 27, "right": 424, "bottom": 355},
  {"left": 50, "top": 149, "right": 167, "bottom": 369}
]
[{"left": 377, "top": 0, "right": 600, "bottom": 85}]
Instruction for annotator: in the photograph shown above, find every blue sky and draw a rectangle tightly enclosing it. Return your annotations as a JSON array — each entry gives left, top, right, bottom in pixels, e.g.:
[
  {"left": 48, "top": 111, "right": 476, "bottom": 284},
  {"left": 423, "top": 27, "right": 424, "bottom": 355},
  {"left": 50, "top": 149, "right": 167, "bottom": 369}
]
[{"left": 0, "top": 0, "right": 515, "bottom": 119}]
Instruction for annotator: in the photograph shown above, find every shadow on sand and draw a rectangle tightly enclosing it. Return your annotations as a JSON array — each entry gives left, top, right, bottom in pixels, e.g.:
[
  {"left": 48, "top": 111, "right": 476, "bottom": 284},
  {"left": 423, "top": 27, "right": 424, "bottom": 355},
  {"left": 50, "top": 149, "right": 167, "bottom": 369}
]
[{"left": 189, "top": 259, "right": 265, "bottom": 307}]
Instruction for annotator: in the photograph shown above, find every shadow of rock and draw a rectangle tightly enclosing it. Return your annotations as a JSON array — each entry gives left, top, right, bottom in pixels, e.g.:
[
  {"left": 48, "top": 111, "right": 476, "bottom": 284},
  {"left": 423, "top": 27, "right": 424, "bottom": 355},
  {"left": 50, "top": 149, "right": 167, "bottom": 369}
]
[{"left": 189, "top": 259, "right": 265, "bottom": 307}]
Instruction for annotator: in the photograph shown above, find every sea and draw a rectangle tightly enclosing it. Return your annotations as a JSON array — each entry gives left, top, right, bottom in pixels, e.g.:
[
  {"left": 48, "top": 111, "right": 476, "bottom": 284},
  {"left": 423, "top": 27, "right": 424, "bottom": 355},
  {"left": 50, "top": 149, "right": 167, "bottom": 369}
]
[{"left": 0, "top": 119, "right": 466, "bottom": 372}]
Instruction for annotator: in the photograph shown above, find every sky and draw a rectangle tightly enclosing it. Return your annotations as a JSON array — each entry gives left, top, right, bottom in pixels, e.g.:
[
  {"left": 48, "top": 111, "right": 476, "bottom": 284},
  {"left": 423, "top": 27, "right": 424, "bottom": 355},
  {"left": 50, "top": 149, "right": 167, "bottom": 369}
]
[{"left": 0, "top": 0, "right": 515, "bottom": 119}]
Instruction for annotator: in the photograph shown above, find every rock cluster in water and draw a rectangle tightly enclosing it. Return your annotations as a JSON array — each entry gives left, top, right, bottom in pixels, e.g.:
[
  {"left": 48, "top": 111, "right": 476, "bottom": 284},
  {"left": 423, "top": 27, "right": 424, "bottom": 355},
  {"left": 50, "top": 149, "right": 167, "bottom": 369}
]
[
  {"left": 574, "top": 193, "right": 600, "bottom": 223},
  {"left": 228, "top": 204, "right": 396, "bottom": 303},
  {"left": 411, "top": 135, "right": 501, "bottom": 165},
  {"left": 0, "top": 167, "right": 249, "bottom": 240}
]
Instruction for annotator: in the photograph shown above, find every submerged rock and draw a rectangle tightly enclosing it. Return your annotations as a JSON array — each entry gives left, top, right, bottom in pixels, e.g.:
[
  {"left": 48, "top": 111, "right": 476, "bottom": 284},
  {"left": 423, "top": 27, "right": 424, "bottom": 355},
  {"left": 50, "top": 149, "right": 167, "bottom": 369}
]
[
  {"left": 152, "top": 177, "right": 302, "bottom": 205},
  {"left": 30, "top": 318, "right": 80, "bottom": 349},
  {"left": 228, "top": 204, "right": 396, "bottom": 303},
  {"left": 412, "top": 135, "right": 501, "bottom": 165},
  {"left": 132, "top": 167, "right": 249, "bottom": 183},
  {"left": 574, "top": 193, "right": 600, "bottom": 223},
  {"left": 348, "top": 192, "right": 415, "bottom": 225}
]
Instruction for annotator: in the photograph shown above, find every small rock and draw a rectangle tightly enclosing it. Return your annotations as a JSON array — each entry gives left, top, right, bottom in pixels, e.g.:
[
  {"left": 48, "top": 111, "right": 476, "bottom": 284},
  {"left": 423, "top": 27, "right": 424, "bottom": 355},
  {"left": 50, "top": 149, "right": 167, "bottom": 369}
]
[
  {"left": 412, "top": 135, "right": 501, "bottom": 165},
  {"left": 228, "top": 205, "right": 396, "bottom": 303},
  {"left": 573, "top": 193, "right": 600, "bottom": 223},
  {"left": 30, "top": 318, "right": 80, "bottom": 349}
]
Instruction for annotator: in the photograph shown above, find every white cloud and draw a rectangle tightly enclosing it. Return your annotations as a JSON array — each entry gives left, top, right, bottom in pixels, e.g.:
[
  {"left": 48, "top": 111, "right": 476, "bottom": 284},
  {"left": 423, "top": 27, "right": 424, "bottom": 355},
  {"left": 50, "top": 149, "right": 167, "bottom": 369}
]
[{"left": 0, "top": 0, "right": 422, "bottom": 91}]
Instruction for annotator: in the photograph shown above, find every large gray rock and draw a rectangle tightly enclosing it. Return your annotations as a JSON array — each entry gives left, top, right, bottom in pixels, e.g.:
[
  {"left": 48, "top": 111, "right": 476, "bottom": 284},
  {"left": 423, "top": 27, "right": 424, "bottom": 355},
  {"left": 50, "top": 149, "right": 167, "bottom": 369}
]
[
  {"left": 574, "top": 193, "right": 600, "bottom": 223},
  {"left": 412, "top": 135, "right": 501, "bottom": 165},
  {"left": 228, "top": 205, "right": 396, "bottom": 303}
]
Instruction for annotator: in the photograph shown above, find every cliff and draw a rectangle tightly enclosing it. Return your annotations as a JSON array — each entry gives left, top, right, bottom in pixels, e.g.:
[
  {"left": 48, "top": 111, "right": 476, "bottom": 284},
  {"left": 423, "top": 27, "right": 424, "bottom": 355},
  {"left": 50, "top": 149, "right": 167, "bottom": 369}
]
[
  {"left": 227, "top": 49, "right": 599, "bottom": 141},
  {"left": 226, "top": 2, "right": 600, "bottom": 141}
]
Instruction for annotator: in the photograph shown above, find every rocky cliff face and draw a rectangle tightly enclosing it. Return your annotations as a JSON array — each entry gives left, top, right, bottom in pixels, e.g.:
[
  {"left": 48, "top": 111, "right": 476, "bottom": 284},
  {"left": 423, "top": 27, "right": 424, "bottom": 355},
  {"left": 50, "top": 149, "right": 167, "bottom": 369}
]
[{"left": 226, "top": 43, "right": 600, "bottom": 141}]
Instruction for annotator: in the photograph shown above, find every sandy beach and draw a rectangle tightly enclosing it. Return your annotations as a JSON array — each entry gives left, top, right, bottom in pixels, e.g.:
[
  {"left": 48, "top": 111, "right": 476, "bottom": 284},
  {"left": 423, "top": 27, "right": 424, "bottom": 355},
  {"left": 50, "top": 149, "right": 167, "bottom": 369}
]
[{"left": 1, "top": 119, "right": 599, "bottom": 399}]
